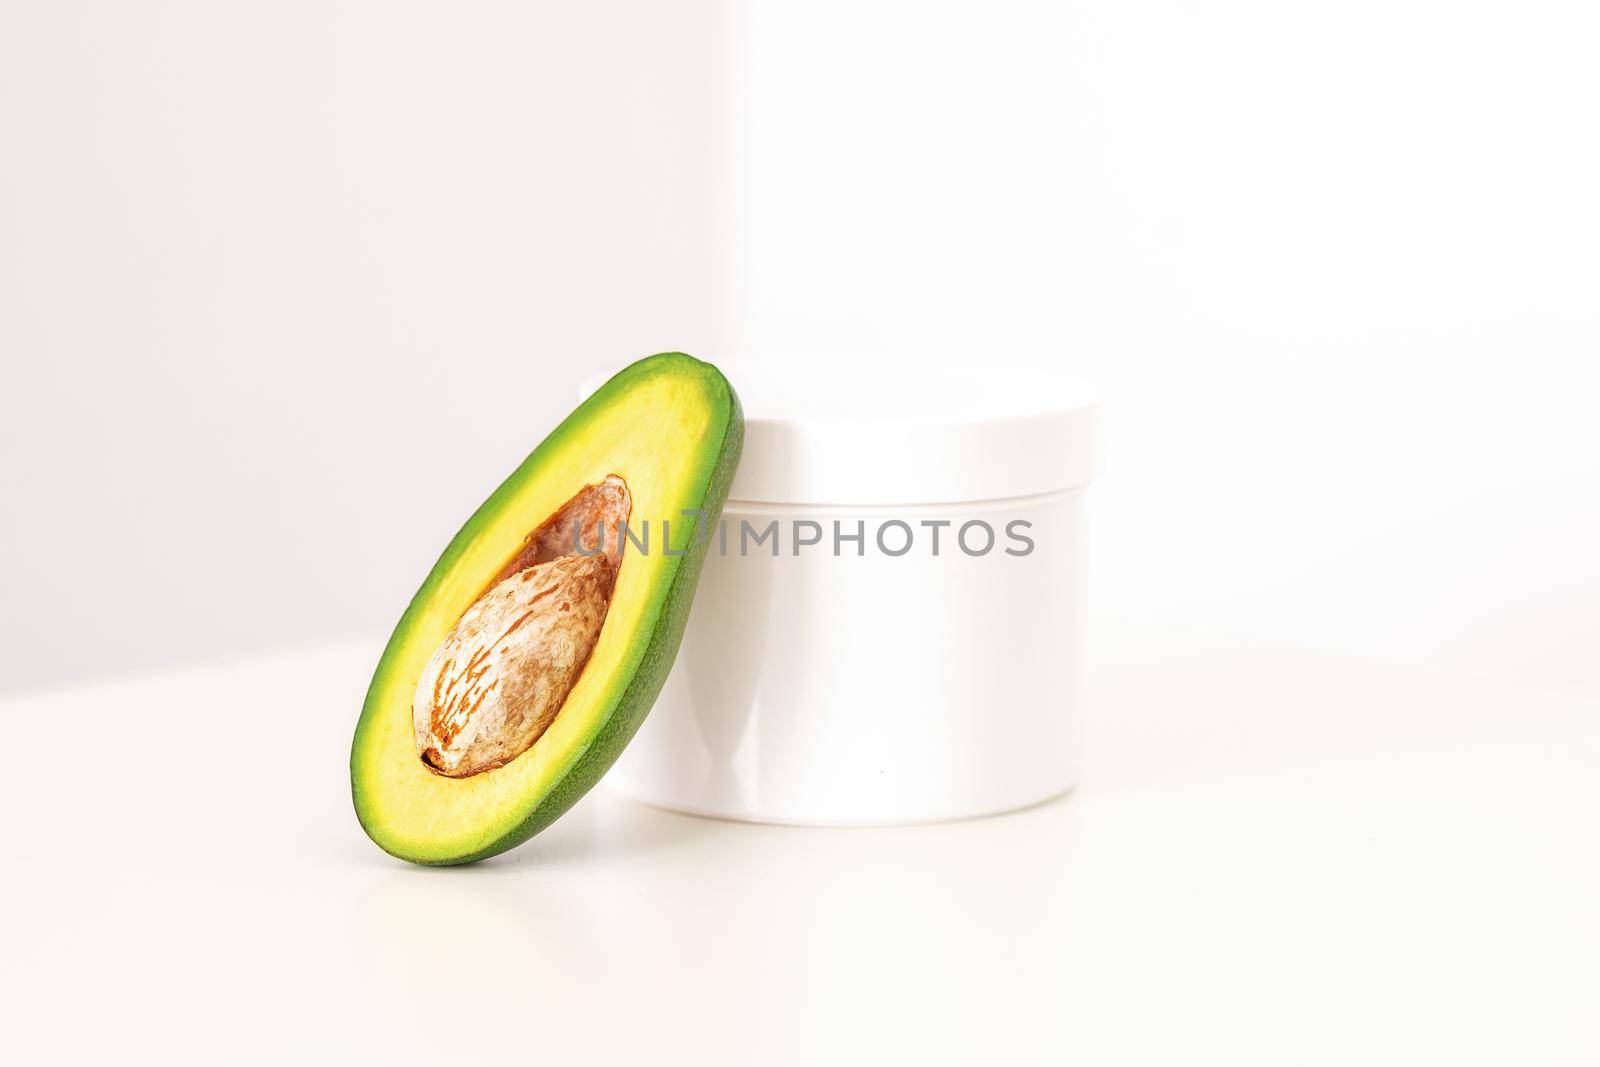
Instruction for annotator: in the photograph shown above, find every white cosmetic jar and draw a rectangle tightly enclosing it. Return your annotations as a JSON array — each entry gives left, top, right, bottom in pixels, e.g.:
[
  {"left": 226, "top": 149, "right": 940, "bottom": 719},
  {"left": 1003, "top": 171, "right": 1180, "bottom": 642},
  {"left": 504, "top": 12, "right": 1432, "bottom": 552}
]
[{"left": 604, "top": 371, "right": 1099, "bottom": 825}]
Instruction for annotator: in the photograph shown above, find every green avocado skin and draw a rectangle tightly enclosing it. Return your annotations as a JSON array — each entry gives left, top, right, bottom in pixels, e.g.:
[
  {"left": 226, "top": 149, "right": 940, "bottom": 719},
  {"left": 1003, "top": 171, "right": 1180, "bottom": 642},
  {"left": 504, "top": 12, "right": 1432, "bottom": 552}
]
[{"left": 352, "top": 353, "right": 743, "bottom": 866}]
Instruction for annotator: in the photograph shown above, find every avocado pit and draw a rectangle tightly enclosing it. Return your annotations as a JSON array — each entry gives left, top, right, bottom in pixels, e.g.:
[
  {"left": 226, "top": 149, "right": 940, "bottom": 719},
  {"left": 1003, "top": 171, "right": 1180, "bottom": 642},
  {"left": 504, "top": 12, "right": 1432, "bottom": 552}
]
[{"left": 414, "top": 477, "right": 632, "bottom": 778}]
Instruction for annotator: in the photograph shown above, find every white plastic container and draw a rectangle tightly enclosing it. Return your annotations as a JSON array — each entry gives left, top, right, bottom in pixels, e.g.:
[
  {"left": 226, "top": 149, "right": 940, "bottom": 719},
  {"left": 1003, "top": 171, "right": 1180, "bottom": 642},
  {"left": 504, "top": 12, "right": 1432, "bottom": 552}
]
[{"left": 604, "top": 368, "right": 1099, "bottom": 825}]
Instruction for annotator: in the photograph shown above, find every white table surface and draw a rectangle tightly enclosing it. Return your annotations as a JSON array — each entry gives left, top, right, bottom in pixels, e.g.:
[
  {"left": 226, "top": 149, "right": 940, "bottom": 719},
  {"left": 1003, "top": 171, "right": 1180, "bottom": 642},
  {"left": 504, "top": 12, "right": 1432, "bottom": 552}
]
[{"left": 3, "top": 618, "right": 1595, "bottom": 1065}]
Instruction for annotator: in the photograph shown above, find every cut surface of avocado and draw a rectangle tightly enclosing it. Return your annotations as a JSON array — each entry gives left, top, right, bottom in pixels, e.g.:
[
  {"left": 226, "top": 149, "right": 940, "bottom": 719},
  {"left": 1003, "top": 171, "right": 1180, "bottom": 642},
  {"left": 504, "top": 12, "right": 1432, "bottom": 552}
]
[{"left": 351, "top": 353, "right": 742, "bottom": 865}]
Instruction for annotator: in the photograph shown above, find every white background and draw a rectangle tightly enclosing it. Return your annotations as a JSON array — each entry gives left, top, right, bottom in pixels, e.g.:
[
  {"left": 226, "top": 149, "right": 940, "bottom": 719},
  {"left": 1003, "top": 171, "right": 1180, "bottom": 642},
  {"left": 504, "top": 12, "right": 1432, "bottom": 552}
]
[{"left": 3, "top": 0, "right": 1597, "bottom": 694}]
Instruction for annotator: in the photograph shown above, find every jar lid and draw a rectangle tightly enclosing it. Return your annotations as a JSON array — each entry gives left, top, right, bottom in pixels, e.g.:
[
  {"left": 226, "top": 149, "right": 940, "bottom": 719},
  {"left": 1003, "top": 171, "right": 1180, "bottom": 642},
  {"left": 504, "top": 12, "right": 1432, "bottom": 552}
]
[{"left": 585, "top": 356, "right": 1098, "bottom": 506}]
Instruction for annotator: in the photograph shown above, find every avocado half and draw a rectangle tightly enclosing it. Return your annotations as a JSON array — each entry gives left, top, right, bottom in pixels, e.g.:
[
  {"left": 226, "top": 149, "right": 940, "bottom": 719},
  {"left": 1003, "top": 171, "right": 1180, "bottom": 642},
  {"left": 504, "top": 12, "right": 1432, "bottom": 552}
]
[{"left": 351, "top": 353, "right": 742, "bottom": 865}]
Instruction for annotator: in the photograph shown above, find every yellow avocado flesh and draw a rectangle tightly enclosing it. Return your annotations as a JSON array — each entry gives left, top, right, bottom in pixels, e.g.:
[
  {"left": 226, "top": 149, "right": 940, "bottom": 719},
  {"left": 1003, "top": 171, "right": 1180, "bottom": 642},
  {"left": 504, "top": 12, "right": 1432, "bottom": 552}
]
[{"left": 351, "top": 354, "right": 741, "bottom": 864}]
